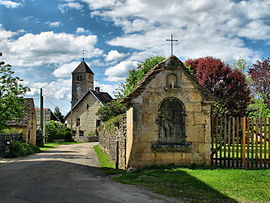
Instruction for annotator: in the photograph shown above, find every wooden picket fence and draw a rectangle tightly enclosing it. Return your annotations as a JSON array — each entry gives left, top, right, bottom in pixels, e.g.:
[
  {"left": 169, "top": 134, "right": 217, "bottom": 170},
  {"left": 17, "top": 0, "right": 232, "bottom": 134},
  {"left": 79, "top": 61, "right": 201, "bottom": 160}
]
[{"left": 211, "top": 117, "right": 270, "bottom": 168}]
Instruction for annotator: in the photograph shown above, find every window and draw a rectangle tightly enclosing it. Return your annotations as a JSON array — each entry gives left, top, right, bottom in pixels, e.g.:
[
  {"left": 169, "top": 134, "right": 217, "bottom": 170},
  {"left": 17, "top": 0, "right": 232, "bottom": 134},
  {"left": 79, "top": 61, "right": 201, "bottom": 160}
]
[
  {"left": 86, "top": 104, "right": 89, "bottom": 109},
  {"left": 158, "top": 98, "right": 185, "bottom": 143},
  {"left": 79, "top": 130, "right": 84, "bottom": 136},
  {"left": 96, "top": 120, "right": 101, "bottom": 127},
  {"left": 77, "top": 75, "right": 83, "bottom": 81},
  {"left": 76, "top": 118, "right": 80, "bottom": 127}
]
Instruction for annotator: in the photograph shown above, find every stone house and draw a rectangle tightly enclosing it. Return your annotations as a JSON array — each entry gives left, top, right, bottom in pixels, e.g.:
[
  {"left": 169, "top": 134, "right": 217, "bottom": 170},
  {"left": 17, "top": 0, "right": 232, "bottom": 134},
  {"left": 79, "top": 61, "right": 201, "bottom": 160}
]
[
  {"left": 122, "top": 55, "right": 216, "bottom": 168},
  {"left": 6, "top": 98, "right": 37, "bottom": 145},
  {"left": 65, "top": 60, "right": 113, "bottom": 142}
]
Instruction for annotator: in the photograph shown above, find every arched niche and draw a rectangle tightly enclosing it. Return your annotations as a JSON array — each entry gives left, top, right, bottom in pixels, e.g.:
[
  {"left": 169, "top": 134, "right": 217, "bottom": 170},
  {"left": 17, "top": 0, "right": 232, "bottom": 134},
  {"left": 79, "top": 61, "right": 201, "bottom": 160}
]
[
  {"left": 158, "top": 97, "right": 186, "bottom": 143},
  {"left": 167, "top": 73, "right": 177, "bottom": 88}
]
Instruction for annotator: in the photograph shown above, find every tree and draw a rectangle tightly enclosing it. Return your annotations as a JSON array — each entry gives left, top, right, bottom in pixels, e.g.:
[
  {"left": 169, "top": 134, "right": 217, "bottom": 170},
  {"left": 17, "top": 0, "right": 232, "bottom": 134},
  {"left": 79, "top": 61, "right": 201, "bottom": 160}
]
[
  {"left": 248, "top": 58, "right": 270, "bottom": 108},
  {"left": 54, "top": 106, "right": 65, "bottom": 123},
  {"left": 96, "top": 100, "right": 126, "bottom": 122},
  {"left": 115, "top": 56, "right": 165, "bottom": 99},
  {"left": 0, "top": 53, "right": 29, "bottom": 130},
  {"left": 185, "top": 56, "right": 250, "bottom": 116},
  {"left": 98, "top": 56, "right": 165, "bottom": 122}
]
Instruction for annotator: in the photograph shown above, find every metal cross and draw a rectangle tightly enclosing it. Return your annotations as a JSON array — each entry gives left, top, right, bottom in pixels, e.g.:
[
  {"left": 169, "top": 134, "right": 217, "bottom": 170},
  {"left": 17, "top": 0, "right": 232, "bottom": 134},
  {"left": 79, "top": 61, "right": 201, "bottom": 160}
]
[
  {"left": 82, "top": 49, "right": 85, "bottom": 61},
  {"left": 166, "top": 34, "right": 178, "bottom": 56}
]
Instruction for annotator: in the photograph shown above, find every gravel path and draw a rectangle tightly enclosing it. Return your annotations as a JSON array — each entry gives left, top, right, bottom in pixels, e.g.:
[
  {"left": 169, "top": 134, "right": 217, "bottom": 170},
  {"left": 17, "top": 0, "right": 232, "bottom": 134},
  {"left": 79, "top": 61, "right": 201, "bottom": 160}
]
[{"left": 0, "top": 143, "right": 181, "bottom": 203}]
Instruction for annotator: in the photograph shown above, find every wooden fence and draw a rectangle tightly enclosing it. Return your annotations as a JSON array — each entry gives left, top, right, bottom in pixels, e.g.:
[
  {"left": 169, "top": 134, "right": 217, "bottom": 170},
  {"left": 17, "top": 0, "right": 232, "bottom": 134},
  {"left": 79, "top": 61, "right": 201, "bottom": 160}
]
[
  {"left": 0, "top": 133, "right": 23, "bottom": 155},
  {"left": 211, "top": 117, "right": 270, "bottom": 168}
]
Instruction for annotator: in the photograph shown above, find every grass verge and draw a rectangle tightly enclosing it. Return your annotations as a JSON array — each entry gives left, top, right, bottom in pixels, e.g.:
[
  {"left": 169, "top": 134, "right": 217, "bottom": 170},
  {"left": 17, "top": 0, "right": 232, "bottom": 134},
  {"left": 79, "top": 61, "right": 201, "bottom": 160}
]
[
  {"left": 40, "top": 142, "right": 77, "bottom": 151},
  {"left": 93, "top": 145, "right": 124, "bottom": 174},
  {"left": 114, "top": 166, "right": 270, "bottom": 202}
]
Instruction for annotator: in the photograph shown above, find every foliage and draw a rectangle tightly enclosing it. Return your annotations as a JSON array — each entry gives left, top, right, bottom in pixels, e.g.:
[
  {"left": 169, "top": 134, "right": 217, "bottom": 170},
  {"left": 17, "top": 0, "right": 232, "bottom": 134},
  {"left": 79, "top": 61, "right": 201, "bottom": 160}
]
[
  {"left": 5, "top": 141, "right": 40, "bottom": 158},
  {"left": 45, "top": 120, "right": 72, "bottom": 142},
  {"left": 93, "top": 145, "right": 123, "bottom": 174},
  {"left": 248, "top": 58, "right": 270, "bottom": 108},
  {"left": 100, "top": 114, "right": 125, "bottom": 134},
  {"left": 185, "top": 56, "right": 250, "bottom": 116},
  {"left": 96, "top": 100, "right": 126, "bottom": 122},
  {"left": 54, "top": 106, "right": 65, "bottom": 123},
  {"left": 87, "top": 131, "right": 96, "bottom": 137},
  {"left": 0, "top": 53, "right": 29, "bottom": 130},
  {"left": 247, "top": 98, "right": 270, "bottom": 117},
  {"left": 115, "top": 167, "right": 270, "bottom": 202},
  {"left": 98, "top": 56, "right": 164, "bottom": 122},
  {"left": 115, "top": 56, "right": 165, "bottom": 99},
  {"left": 0, "top": 127, "right": 23, "bottom": 134}
]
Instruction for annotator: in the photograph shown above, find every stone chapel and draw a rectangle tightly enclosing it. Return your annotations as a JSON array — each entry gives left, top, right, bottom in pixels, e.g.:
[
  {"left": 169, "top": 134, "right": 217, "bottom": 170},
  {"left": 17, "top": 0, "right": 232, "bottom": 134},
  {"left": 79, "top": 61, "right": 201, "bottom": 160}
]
[
  {"left": 122, "top": 55, "right": 216, "bottom": 168},
  {"left": 65, "top": 60, "right": 113, "bottom": 142}
]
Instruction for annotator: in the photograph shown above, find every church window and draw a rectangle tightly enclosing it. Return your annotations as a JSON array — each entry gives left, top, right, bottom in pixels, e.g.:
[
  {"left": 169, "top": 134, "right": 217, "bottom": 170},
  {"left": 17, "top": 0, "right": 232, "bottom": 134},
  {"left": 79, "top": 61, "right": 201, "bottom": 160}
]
[
  {"left": 77, "top": 75, "right": 83, "bottom": 81},
  {"left": 158, "top": 98, "right": 185, "bottom": 143},
  {"left": 96, "top": 120, "right": 101, "bottom": 127},
  {"left": 76, "top": 118, "right": 80, "bottom": 126}
]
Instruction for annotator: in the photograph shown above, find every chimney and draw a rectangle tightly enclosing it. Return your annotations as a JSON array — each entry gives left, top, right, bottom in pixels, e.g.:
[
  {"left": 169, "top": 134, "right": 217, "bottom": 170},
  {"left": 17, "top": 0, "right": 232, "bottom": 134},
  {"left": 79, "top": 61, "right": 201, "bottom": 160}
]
[{"left": 95, "top": 87, "right": 100, "bottom": 92}]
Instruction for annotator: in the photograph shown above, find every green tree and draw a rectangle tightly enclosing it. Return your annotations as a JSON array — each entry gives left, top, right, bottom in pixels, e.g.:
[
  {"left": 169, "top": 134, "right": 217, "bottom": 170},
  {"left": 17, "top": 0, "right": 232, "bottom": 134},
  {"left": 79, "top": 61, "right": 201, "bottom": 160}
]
[
  {"left": 45, "top": 120, "right": 72, "bottom": 142},
  {"left": 96, "top": 100, "right": 126, "bottom": 122},
  {"left": 115, "top": 56, "right": 165, "bottom": 99},
  {"left": 54, "top": 106, "right": 65, "bottom": 123},
  {"left": 0, "top": 53, "right": 29, "bottom": 130}
]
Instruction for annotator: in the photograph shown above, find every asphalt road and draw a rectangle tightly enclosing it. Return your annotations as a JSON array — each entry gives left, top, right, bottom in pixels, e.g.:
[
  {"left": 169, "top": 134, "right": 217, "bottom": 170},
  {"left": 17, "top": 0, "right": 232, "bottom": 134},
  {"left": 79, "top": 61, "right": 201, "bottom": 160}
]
[{"left": 0, "top": 143, "right": 180, "bottom": 203}]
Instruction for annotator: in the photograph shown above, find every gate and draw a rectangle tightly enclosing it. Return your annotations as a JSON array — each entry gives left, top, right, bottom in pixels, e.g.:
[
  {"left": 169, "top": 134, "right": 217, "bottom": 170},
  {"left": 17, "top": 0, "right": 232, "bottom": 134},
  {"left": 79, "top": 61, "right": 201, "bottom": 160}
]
[{"left": 211, "top": 117, "right": 270, "bottom": 168}]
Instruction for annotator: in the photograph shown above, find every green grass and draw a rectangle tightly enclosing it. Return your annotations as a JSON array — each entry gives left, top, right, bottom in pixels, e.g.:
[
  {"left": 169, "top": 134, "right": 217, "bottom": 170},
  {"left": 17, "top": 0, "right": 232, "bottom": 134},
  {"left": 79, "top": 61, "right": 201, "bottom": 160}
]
[
  {"left": 39, "top": 142, "right": 77, "bottom": 151},
  {"left": 115, "top": 167, "right": 270, "bottom": 202},
  {"left": 93, "top": 145, "right": 124, "bottom": 174}
]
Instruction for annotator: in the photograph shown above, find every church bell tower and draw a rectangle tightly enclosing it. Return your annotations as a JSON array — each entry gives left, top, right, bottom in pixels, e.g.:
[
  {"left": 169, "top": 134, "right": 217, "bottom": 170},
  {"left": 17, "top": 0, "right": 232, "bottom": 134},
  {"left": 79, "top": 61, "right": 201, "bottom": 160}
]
[{"left": 71, "top": 59, "right": 94, "bottom": 107}]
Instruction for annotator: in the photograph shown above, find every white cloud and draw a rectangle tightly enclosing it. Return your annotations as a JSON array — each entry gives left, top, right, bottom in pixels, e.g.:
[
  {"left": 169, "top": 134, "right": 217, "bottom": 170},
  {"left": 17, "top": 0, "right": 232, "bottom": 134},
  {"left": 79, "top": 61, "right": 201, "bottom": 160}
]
[
  {"left": 85, "top": 0, "right": 270, "bottom": 62},
  {"left": 0, "top": 28, "right": 103, "bottom": 67},
  {"left": 27, "top": 79, "right": 71, "bottom": 100},
  {"left": 105, "top": 50, "right": 127, "bottom": 62},
  {"left": 76, "top": 27, "right": 89, "bottom": 33},
  {"left": 105, "top": 60, "right": 138, "bottom": 82},
  {"left": 58, "top": 1, "right": 83, "bottom": 13},
  {"left": 46, "top": 21, "right": 61, "bottom": 27},
  {"left": 53, "top": 61, "right": 80, "bottom": 78},
  {"left": 94, "top": 81, "right": 119, "bottom": 98},
  {"left": 0, "top": 0, "right": 21, "bottom": 8}
]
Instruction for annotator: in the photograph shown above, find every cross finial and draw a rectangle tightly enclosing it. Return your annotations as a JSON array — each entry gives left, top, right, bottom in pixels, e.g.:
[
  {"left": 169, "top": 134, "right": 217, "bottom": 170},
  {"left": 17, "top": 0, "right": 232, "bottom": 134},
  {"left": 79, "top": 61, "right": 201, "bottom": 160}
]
[
  {"left": 166, "top": 34, "right": 178, "bottom": 56},
  {"left": 82, "top": 49, "right": 85, "bottom": 61}
]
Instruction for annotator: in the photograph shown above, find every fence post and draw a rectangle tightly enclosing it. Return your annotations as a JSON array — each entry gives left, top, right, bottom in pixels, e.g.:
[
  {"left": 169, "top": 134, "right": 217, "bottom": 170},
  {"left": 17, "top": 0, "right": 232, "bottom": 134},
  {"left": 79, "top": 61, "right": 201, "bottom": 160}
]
[{"left": 242, "top": 117, "right": 247, "bottom": 168}]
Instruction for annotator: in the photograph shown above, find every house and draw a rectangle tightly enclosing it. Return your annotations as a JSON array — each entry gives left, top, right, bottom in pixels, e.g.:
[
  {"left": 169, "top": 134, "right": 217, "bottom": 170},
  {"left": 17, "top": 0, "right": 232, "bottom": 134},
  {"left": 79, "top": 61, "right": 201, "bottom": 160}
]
[
  {"left": 35, "top": 108, "right": 60, "bottom": 129},
  {"left": 5, "top": 98, "right": 37, "bottom": 145},
  {"left": 65, "top": 60, "right": 113, "bottom": 142},
  {"left": 122, "top": 55, "right": 216, "bottom": 168}
]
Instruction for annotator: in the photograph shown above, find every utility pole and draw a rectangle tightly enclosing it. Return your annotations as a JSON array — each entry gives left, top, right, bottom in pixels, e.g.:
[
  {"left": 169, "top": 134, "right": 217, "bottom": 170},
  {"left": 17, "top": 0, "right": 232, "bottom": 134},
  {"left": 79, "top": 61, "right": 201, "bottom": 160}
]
[{"left": 40, "top": 88, "right": 44, "bottom": 145}]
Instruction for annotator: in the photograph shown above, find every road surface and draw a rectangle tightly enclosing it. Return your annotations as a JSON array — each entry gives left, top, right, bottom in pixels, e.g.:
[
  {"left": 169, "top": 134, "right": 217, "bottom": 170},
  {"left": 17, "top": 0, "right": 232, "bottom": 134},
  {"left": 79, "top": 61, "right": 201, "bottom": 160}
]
[{"left": 0, "top": 143, "right": 180, "bottom": 203}]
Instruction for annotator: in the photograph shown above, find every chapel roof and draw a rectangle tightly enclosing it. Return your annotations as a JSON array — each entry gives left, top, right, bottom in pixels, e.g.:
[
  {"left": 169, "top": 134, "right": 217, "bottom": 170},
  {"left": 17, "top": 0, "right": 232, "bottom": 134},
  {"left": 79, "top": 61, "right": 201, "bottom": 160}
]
[
  {"left": 72, "top": 61, "right": 94, "bottom": 74},
  {"left": 122, "top": 55, "right": 216, "bottom": 105}
]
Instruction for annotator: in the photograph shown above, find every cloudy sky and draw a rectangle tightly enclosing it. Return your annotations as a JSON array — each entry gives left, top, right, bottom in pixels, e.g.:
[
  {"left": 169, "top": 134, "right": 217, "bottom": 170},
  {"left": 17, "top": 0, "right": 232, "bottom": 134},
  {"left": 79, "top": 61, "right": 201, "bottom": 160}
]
[{"left": 1, "top": 0, "right": 270, "bottom": 114}]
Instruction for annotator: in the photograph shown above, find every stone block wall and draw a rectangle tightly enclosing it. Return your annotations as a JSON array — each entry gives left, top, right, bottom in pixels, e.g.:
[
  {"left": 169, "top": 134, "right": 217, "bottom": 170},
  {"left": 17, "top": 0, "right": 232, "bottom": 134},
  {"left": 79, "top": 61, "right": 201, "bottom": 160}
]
[
  {"left": 98, "top": 114, "right": 127, "bottom": 168},
  {"left": 126, "top": 68, "right": 213, "bottom": 168}
]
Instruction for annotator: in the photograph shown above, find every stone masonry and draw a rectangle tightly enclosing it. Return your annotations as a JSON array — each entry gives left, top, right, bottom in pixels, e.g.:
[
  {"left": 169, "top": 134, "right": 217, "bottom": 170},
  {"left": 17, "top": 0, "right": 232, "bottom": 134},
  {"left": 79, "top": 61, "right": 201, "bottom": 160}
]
[{"left": 122, "top": 55, "right": 216, "bottom": 168}]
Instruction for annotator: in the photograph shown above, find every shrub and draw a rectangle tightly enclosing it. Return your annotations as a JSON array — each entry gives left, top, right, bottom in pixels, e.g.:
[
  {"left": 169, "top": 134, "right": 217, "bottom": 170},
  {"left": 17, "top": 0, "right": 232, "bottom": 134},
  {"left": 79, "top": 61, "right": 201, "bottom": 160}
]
[
  {"left": 96, "top": 101, "right": 126, "bottom": 122},
  {"left": 4, "top": 141, "right": 40, "bottom": 158},
  {"left": 0, "top": 127, "right": 22, "bottom": 134},
  {"left": 45, "top": 120, "right": 72, "bottom": 142}
]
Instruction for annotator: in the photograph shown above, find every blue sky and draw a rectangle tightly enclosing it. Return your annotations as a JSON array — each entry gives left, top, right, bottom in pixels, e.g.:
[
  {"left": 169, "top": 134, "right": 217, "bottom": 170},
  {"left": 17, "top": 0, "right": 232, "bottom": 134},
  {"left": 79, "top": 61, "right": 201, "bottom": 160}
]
[{"left": 0, "top": 0, "right": 270, "bottom": 114}]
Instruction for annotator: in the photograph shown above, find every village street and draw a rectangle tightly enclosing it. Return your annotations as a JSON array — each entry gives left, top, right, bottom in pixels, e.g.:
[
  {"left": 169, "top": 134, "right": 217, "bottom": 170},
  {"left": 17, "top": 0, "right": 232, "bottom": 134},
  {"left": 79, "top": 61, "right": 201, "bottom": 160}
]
[{"left": 0, "top": 143, "right": 180, "bottom": 203}]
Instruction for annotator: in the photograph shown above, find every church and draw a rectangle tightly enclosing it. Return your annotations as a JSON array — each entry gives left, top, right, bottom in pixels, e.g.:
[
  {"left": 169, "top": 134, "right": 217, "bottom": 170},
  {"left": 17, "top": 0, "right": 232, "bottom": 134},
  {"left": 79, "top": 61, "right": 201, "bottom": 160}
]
[{"left": 65, "top": 60, "right": 113, "bottom": 142}]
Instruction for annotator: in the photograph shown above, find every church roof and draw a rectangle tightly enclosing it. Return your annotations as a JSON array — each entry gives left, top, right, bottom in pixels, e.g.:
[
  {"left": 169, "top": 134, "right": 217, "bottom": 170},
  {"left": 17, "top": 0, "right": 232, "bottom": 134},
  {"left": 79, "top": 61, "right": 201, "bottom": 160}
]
[
  {"left": 72, "top": 61, "right": 94, "bottom": 74},
  {"left": 64, "top": 89, "right": 113, "bottom": 118},
  {"left": 122, "top": 55, "right": 216, "bottom": 105}
]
